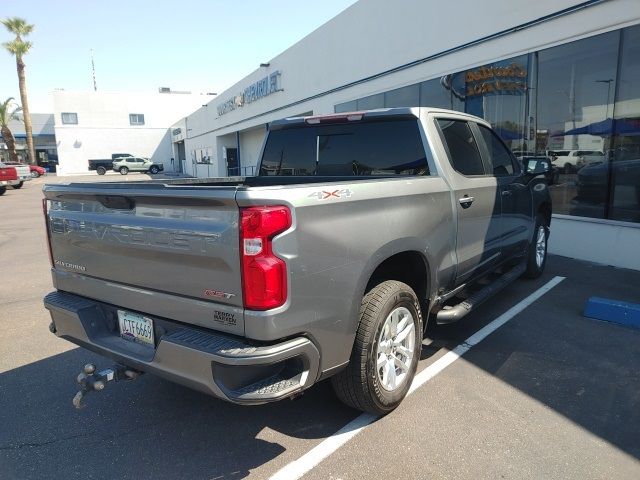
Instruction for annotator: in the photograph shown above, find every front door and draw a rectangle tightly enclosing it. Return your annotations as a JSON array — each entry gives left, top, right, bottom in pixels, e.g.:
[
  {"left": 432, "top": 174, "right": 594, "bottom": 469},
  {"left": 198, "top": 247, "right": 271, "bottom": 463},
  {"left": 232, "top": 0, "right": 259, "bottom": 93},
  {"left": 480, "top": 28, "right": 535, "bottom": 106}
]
[
  {"left": 226, "top": 148, "right": 238, "bottom": 176},
  {"left": 436, "top": 118, "right": 502, "bottom": 284},
  {"left": 475, "top": 124, "right": 533, "bottom": 260}
]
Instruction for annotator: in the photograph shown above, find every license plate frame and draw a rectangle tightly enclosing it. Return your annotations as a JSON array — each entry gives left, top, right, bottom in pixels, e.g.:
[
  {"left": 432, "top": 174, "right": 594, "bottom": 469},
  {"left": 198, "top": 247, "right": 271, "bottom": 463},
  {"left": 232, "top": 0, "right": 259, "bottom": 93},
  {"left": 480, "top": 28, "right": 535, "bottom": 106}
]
[{"left": 117, "top": 310, "right": 155, "bottom": 347}]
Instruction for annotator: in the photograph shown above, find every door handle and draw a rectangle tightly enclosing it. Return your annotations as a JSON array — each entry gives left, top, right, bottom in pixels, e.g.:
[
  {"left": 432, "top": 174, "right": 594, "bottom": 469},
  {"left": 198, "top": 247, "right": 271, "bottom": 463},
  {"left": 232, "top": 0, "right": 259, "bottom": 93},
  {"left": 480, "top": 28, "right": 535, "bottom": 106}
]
[
  {"left": 459, "top": 195, "right": 474, "bottom": 208},
  {"left": 501, "top": 190, "right": 513, "bottom": 196}
]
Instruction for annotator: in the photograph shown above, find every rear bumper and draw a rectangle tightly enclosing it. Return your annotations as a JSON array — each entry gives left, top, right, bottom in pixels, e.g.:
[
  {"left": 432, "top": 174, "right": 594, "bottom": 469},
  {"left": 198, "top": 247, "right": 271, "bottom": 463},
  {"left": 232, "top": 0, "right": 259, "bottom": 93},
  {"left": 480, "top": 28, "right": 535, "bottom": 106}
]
[{"left": 44, "top": 291, "right": 321, "bottom": 404}]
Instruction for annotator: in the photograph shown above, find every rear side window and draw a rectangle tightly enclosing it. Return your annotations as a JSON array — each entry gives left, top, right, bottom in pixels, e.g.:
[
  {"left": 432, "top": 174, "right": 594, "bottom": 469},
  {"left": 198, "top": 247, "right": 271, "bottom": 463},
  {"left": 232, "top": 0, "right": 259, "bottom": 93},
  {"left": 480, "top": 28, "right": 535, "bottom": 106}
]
[
  {"left": 436, "top": 119, "right": 485, "bottom": 176},
  {"left": 259, "top": 120, "right": 428, "bottom": 176},
  {"left": 478, "top": 125, "right": 515, "bottom": 176}
]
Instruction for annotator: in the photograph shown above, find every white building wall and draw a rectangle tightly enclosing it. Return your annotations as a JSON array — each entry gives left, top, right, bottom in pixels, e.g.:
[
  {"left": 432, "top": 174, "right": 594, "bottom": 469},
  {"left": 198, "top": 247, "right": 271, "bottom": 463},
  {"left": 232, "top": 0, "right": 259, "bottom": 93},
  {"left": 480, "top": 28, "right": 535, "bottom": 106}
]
[
  {"left": 239, "top": 127, "right": 266, "bottom": 174},
  {"left": 54, "top": 91, "right": 206, "bottom": 174}
]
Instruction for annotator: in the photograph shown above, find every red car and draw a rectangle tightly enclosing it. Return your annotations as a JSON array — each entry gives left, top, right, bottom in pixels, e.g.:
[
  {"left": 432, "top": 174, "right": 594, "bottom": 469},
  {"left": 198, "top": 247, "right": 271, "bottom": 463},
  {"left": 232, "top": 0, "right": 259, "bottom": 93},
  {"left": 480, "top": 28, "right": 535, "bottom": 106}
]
[
  {"left": 0, "top": 166, "right": 18, "bottom": 196},
  {"left": 30, "top": 165, "right": 46, "bottom": 178}
]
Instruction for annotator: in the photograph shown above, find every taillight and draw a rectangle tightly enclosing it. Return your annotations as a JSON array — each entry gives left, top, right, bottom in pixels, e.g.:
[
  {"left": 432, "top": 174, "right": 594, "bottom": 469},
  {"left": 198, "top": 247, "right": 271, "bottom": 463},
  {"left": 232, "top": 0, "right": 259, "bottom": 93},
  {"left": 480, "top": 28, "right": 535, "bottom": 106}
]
[
  {"left": 240, "top": 206, "right": 291, "bottom": 310},
  {"left": 42, "top": 198, "right": 54, "bottom": 267}
]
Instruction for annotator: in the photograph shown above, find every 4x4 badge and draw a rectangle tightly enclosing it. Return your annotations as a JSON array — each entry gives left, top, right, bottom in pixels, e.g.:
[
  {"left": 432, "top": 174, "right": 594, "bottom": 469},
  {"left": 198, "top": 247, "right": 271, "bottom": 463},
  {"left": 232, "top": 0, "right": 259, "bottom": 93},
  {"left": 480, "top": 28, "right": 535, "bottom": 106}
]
[{"left": 308, "top": 188, "right": 353, "bottom": 200}]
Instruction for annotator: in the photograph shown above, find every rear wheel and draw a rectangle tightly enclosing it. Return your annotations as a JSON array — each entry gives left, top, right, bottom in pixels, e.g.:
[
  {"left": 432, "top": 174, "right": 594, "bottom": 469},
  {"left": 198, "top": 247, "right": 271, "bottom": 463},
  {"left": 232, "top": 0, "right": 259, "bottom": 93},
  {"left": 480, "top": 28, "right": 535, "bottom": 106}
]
[
  {"left": 0, "top": 186, "right": 6, "bottom": 196},
  {"left": 149, "top": 165, "right": 159, "bottom": 174},
  {"left": 119, "top": 166, "right": 129, "bottom": 175},
  {"left": 96, "top": 166, "right": 106, "bottom": 175},
  {"left": 332, "top": 280, "right": 423, "bottom": 414},
  {"left": 30, "top": 170, "right": 39, "bottom": 178},
  {"left": 13, "top": 181, "right": 23, "bottom": 189},
  {"left": 524, "top": 214, "right": 549, "bottom": 279}
]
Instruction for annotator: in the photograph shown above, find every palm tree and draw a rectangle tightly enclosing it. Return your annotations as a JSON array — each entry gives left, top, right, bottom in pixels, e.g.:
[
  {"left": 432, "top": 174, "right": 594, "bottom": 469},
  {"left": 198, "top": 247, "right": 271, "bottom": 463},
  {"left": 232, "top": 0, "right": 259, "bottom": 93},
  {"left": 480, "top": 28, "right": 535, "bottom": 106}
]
[
  {"left": 2, "top": 17, "right": 35, "bottom": 165},
  {"left": 0, "top": 97, "right": 23, "bottom": 163}
]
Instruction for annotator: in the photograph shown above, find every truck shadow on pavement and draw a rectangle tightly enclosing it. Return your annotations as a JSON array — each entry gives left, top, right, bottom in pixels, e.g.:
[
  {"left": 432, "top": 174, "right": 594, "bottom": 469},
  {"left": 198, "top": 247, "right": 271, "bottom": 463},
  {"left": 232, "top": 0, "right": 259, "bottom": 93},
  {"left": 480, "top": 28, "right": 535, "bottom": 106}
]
[{"left": 0, "top": 347, "right": 357, "bottom": 480}]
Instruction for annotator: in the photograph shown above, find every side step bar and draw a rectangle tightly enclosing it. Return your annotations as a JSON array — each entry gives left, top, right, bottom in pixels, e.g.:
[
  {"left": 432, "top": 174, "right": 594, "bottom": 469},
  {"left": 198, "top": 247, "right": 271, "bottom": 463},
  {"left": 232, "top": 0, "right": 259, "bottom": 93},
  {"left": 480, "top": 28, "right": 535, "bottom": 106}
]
[{"left": 436, "top": 263, "right": 526, "bottom": 324}]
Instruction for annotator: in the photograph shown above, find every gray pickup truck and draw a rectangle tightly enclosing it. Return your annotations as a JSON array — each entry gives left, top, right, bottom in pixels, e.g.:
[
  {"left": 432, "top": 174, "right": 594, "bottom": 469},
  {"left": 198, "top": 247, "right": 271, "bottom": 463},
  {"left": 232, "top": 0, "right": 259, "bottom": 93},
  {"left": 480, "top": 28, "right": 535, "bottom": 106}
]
[{"left": 43, "top": 107, "right": 551, "bottom": 414}]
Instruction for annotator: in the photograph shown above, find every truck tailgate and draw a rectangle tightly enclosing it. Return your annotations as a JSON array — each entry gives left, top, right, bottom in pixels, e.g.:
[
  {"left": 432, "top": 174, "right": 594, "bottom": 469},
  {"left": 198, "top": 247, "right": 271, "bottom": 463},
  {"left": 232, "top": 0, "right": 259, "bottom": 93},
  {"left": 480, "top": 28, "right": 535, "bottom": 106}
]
[{"left": 43, "top": 182, "right": 243, "bottom": 314}]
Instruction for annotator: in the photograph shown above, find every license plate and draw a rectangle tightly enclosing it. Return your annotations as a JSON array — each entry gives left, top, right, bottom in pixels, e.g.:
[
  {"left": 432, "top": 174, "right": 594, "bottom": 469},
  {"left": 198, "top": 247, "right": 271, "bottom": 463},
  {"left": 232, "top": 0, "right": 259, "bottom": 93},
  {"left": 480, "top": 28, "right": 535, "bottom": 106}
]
[{"left": 118, "top": 310, "right": 155, "bottom": 347}]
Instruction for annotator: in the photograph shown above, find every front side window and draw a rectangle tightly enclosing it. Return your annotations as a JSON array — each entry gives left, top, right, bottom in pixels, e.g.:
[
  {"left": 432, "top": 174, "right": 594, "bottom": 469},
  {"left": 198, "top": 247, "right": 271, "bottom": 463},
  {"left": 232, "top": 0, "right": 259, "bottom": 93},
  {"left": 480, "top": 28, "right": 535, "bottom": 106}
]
[
  {"left": 129, "top": 113, "right": 145, "bottom": 125},
  {"left": 61, "top": 112, "right": 78, "bottom": 124},
  {"left": 260, "top": 119, "right": 428, "bottom": 176},
  {"left": 436, "top": 119, "right": 485, "bottom": 176},
  {"left": 478, "top": 125, "right": 515, "bottom": 176}
]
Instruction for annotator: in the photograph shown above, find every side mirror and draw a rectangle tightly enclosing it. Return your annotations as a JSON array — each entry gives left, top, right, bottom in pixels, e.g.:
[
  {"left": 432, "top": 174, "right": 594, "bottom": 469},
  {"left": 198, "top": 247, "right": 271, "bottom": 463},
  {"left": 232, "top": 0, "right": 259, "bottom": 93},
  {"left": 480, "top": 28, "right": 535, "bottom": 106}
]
[{"left": 523, "top": 158, "right": 550, "bottom": 175}]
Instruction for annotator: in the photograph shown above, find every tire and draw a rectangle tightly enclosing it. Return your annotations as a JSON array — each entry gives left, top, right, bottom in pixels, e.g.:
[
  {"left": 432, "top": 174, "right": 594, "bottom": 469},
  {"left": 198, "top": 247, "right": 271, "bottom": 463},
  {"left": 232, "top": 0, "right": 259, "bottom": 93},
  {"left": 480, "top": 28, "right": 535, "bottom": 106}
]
[
  {"left": 149, "top": 166, "right": 159, "bottom": 174},
  {"left": 563, "top": 163, "right": 574, "bottom": 174},
  {"left": 331, "top": 280, "right": 423, "bottom": 414},
  {"left": 524, "top": 214, "right": 549, "bottom": 279},
  {"left": 30, "top": 171, "right": 39, "bottom": 178},
  {"left": 119, "top": 166, "right": 129, "bottom": 175},
  {"left": 0, "top": 186, "right": 6, "bottom": 196},
  {"left": 96, "top": 166, "right": 106, "bottom": 175},
  {"left": 13, "top": 181, "right": 23, "bottom": 189}
]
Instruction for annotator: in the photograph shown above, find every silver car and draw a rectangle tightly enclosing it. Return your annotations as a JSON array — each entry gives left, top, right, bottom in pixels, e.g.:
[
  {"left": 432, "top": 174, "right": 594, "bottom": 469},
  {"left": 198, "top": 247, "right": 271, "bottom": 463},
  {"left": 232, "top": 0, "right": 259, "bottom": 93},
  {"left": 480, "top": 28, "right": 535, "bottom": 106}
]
[{"left": 112, "top": 156, "right": 164, "bottom": 175}]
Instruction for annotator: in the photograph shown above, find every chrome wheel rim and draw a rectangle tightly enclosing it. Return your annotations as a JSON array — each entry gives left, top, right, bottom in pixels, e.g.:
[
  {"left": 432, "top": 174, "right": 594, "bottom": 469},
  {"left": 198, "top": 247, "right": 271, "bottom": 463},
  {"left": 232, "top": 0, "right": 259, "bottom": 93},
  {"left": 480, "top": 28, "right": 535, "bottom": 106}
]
[
  {"left": 535, "top": 226, "right": 546, "bottom": 268},
  {"left": 376, "top": 306, "right": 415, "bottom": 391}
]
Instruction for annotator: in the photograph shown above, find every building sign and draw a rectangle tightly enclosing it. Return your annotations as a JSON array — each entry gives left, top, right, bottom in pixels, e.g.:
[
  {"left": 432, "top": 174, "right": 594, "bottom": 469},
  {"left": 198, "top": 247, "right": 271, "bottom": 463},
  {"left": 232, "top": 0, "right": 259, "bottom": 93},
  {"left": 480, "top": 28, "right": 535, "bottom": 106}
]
[
  {"left": 217, "top": 71, "right": 282, "bottom": 116},
  {"left": 465, "top": 63, "right": 527, "bottom": 97}
]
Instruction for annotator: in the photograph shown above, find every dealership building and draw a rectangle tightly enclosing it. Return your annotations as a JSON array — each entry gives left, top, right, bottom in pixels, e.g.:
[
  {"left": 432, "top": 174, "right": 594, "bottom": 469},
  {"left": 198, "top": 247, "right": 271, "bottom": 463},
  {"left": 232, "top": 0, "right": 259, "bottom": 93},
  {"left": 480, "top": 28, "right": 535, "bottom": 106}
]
[{"left": 172, "top": 0, "right": 640, "bottom": 270}]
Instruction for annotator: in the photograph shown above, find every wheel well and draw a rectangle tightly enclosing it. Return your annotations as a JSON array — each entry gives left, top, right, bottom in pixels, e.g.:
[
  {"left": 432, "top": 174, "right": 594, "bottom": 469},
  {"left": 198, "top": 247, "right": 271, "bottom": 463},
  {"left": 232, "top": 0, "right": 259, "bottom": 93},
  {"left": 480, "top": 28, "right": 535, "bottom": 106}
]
[
  {"left": 538, "top": 202, "right": 552, "bottom": 227},
  {"left": 366, "top": 251, "right": 429, "bottom": 307}
]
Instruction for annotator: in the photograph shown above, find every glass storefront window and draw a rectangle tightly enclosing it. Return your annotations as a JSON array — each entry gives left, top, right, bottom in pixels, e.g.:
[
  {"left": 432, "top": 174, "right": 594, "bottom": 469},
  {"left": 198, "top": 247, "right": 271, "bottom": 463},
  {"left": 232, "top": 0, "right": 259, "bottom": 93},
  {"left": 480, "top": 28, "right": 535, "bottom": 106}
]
[
  {"left": 449, "top": 55, "right": 533, "bottom": 154},
  {"left": 420, "top": 77, "right": 452, "bottom": 110},
  {"left": 537, "top": 31, "right": 619, "bottom": 218},
  {"left": 384, "top": 84, "right": 419, "bottom": 108},
  {"left": 335, "top": 100, "right": 356, "bottom": 113},
  {"left": 357, "top": 93, "right": 384, "bottom": 110},
  {"left": 610, "top": 25, "right": 640, "bottom": 222},
  {"left": 330, "top": 25, "right": 639, "bottom": 224}
]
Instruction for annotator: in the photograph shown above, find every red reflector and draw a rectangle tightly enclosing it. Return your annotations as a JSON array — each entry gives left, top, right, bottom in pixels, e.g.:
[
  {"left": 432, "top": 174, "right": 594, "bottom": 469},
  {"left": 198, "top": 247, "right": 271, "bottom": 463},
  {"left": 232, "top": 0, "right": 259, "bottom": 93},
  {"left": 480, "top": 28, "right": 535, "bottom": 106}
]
[{"left": 240, "top": 206, "right": 291, "bottom": 310}]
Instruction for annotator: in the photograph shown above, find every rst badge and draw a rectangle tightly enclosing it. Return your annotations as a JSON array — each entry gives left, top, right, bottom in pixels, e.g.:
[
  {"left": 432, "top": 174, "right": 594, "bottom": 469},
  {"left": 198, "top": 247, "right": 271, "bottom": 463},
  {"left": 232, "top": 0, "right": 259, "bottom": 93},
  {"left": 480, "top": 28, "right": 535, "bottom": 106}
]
[
  {"left": 203, "top": 289, "right": 236, "bottom": 300},
  {"left": 308, "top": 188, "right": 353, "bottom": 201}
]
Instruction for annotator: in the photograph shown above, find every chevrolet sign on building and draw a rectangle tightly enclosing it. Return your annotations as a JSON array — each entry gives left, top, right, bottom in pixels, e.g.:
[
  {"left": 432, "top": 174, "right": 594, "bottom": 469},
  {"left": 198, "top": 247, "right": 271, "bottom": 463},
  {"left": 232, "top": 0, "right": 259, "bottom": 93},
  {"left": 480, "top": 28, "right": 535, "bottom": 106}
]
[{"left": 217, "top": 71, "right": 282, "bottom": 116}]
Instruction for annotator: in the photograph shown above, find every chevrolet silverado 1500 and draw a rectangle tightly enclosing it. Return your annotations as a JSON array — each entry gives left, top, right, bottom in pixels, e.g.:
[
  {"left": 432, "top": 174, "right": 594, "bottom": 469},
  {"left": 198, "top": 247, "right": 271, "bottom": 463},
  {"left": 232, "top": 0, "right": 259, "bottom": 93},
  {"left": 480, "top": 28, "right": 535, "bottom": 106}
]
[{"left": 43, "top": 107, "right": 551, "bottom": 413}]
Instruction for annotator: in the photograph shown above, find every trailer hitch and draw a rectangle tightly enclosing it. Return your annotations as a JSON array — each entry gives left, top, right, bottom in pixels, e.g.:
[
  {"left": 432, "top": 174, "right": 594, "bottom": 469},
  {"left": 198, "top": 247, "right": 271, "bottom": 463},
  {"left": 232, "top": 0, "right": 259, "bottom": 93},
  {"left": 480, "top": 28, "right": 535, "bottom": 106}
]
[{"left": 72, "top": 363, "right": 142, "bottom": 409}]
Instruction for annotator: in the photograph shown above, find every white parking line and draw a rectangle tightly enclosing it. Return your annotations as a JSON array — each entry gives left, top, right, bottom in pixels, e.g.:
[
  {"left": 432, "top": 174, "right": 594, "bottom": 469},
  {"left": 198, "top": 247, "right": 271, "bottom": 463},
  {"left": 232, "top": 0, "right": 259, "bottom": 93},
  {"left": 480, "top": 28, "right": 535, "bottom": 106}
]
[{"left": 269, "top": 276, "right": 565, "bottom": 480}]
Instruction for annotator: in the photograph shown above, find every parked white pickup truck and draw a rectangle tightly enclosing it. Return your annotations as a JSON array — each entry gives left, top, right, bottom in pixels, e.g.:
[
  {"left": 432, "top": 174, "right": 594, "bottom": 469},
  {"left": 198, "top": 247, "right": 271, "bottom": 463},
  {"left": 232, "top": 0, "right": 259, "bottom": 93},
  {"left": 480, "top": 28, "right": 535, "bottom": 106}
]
[{"left": 0, "top": 162, "right": 31, "bottom": 189}]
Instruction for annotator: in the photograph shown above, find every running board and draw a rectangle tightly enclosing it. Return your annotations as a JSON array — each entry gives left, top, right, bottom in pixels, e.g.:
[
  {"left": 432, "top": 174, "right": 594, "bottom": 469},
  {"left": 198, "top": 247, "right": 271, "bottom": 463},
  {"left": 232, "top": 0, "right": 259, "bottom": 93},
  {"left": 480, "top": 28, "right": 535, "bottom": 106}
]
[{"left": 436, "top": 263, "right": 526, "bottom": 324}]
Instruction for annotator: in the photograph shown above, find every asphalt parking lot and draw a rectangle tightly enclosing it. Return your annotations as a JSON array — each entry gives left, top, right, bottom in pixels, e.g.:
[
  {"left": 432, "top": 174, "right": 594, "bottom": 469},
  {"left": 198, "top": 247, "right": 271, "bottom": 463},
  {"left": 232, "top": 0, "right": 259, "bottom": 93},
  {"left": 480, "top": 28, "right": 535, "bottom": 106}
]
[{"left": 1, "top": 174, "right": 639, "bottom": 480}]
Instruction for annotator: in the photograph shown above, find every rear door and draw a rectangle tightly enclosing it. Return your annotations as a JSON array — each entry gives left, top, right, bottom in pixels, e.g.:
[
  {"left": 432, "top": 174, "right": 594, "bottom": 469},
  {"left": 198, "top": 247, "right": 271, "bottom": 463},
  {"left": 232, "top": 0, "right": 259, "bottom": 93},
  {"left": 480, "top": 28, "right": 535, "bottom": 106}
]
[{"left": 434, "top": 117, "right": 502, "bottom": 283}]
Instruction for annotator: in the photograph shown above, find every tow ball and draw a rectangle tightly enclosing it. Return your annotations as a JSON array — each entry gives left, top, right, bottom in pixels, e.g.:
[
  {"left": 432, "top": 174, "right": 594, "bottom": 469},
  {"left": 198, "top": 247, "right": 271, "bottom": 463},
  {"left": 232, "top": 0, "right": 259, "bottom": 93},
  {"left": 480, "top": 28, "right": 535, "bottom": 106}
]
[{"left": 73, "top": 363, "right": 142, "bottom": 409}]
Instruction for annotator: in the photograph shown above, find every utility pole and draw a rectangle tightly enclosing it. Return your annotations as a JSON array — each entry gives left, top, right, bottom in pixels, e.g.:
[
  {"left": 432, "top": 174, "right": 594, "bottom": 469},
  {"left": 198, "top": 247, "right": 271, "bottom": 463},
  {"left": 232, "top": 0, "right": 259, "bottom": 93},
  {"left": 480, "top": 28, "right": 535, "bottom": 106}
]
[{"left": 90, "top": 49, "right": 97, "bottom": 91}]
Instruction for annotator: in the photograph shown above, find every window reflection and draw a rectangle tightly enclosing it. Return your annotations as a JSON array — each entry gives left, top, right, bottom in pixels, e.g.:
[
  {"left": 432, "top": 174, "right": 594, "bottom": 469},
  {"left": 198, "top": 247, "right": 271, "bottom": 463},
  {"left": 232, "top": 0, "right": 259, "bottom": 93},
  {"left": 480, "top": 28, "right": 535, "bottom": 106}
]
[
  {"left": 609, "top": 25, "right": 640, "bottom": 222},
  {"left": 450, "top": 55, "right": 532, "bottom": 154},
  {"left": 537, "top": 31, "right": 619, "bottom": 218}
]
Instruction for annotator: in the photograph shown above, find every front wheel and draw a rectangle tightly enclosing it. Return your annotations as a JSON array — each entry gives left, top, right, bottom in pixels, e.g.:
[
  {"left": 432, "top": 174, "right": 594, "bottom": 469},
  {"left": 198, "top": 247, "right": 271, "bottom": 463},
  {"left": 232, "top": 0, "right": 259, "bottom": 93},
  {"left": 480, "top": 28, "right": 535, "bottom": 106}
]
[
  {"left": 13, "top": 181, "right": 23, "bottom": 189},
  {"left": 119, "top": 166, "right": 129, "bottom": 175},
  {"left": 96, "top": 166, "right": 106, "bottom": 175},
  {"left": 332, "top": 280, "right": 423, "bottom": 414},
  {"left": 524, "top": 214, "right": 549, "bottom": 279},
  {"left": 0, "top": 186, "right": 6, "bottom": 196}
]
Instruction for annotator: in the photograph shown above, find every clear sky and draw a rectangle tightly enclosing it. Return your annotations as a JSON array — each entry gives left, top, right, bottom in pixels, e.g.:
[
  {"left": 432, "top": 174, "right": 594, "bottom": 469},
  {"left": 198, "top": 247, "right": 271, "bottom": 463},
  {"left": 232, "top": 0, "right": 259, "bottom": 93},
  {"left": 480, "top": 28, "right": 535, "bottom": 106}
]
[{"left": 0, "top": 0, "right": 358, "bottom": 113}]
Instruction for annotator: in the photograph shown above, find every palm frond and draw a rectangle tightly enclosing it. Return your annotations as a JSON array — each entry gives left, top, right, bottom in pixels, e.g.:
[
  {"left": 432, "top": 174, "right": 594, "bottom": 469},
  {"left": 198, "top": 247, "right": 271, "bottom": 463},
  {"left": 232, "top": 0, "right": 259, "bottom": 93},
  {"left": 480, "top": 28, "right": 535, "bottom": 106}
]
[
  {"left": 3, "top": 39, "right": 32, "bottom": 57},
  {"left": 1, "top": 17, "right": 34, "bottom": 36}
]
